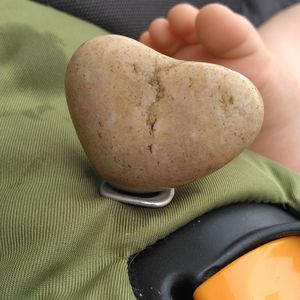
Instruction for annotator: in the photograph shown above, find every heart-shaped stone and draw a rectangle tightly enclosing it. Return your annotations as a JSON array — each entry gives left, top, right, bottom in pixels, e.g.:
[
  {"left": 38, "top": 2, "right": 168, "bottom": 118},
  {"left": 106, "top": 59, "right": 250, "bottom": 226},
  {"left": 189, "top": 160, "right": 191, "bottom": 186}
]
[{"left": 65, "top": 35, "right": 264, "bottom": 193}]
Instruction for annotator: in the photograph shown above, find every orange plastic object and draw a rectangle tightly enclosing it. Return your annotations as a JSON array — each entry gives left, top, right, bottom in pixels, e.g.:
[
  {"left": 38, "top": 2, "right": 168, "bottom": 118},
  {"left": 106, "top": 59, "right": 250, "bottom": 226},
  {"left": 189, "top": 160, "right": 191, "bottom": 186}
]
[{"left": 193, "top": 236, "right": 300, "bottom": 300}]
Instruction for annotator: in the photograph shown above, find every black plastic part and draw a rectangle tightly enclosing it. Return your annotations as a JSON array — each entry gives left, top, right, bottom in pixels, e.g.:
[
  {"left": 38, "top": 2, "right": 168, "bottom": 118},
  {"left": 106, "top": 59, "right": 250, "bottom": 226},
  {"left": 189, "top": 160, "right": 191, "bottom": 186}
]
[{"left": 128, "top": 203, "right": 300, "bottom": 300}]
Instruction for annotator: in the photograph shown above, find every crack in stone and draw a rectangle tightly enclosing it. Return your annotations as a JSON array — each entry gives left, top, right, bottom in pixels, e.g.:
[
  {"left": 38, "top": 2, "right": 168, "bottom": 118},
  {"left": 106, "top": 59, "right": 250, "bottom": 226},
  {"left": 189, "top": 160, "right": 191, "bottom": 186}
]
[
  {"left": 146, "top": 55, "right": 164, "bottom": 136},
  {"left": 145, "top": 59, "right": 184, "bottom": 137},
  {"left": 163, "top": 61, "right": 185, "bottom": 72},
  {"left": 147, "top": 144, "right": 153, "bottom": 154},
  {"left": 150, "top": 118, "right": 157, "bottom": 132}
]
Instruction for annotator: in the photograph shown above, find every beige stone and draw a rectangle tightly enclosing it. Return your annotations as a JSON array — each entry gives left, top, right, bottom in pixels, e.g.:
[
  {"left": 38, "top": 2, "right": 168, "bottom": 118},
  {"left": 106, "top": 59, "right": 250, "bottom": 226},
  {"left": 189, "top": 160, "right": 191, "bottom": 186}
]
[{"left": 65, "top": 34, "right": 264, "bottom": 192}]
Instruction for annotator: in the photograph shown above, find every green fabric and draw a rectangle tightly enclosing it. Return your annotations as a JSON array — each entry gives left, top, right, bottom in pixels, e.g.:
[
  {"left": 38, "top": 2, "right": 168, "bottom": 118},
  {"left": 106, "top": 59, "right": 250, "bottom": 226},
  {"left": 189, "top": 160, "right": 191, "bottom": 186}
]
[{"left": 0, "top": 0, "right": 299, "bottom": 299}]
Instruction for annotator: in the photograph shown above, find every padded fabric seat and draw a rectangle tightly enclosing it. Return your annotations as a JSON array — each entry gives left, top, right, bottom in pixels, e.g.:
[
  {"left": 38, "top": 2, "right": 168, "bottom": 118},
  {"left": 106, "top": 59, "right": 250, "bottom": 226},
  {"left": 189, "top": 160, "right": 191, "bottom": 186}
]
[{"left": 0, "top": 0, "right": 299, "bottom": 299}]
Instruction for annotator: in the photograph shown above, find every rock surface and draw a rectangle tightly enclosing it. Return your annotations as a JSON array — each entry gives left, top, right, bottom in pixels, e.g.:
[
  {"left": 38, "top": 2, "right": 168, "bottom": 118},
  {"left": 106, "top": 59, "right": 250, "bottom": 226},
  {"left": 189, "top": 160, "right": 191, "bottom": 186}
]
[{"left": 65, "top": 35, "right": 264, "bottom": 192}]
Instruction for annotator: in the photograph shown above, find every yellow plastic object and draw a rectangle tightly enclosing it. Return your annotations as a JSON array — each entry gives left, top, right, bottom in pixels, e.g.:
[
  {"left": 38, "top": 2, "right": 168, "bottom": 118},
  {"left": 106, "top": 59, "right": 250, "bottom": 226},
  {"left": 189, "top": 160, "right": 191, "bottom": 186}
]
[{"left": 193, "top": 236, "right": 300, "bottom": 300}]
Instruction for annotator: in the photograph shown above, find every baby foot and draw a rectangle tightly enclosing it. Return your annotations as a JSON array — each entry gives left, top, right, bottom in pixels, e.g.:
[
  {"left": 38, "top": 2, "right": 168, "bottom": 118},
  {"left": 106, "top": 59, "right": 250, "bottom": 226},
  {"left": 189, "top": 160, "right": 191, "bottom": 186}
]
[{"left": 140, "top": 3, "right": 300, "bottom": 172}]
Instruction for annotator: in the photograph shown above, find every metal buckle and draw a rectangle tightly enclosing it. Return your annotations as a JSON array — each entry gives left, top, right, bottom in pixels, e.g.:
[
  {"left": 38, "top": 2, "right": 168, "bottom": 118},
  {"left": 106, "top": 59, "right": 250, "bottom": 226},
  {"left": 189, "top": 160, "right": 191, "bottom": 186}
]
[{"left": 100, "top": 181, "right": 175, "bottom": 208}]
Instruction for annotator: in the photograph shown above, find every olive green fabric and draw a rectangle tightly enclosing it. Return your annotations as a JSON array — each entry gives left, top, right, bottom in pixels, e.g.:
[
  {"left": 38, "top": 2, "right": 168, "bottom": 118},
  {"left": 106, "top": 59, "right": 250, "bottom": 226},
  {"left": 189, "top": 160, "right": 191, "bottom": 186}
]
[{"left": 0, "top": 0, "right": 299, "bottom": 299}]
